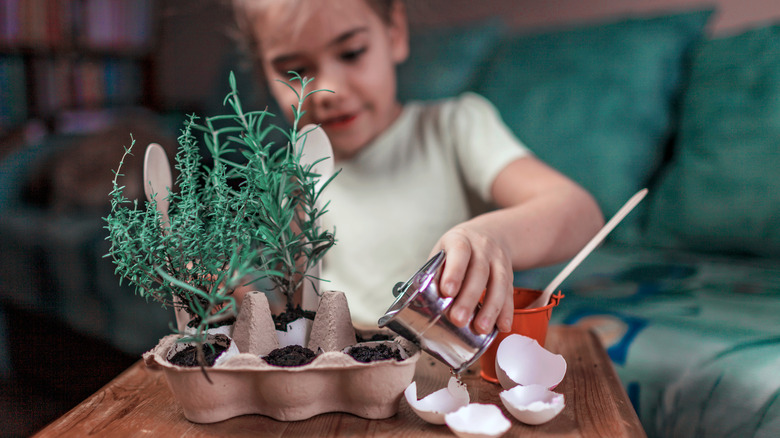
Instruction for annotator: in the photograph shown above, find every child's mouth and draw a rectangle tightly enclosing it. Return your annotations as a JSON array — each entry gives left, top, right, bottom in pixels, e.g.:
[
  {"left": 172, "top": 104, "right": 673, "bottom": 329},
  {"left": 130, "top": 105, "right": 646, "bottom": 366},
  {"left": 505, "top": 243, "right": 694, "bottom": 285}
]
[{"left": 321, "top": 113, "right": 358, "bottom": 130}]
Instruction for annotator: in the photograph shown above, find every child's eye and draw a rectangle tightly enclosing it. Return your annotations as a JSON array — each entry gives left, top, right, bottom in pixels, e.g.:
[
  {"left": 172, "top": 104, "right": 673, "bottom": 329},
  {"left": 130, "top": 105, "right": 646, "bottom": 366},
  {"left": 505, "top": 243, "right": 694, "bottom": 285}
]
[
  {"left": 278, "top": 66, "right": 307, "bottom": 77},
  {"left": 341, "top": 47, "right": 366, "bottom": 62}
]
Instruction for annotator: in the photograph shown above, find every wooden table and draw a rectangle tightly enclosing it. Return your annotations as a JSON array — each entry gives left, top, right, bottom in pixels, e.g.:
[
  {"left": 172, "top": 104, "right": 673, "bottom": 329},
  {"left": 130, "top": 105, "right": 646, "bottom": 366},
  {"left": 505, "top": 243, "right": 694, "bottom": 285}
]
[{"left": 34, "top": 325, "right": 645, "bottom": 437}]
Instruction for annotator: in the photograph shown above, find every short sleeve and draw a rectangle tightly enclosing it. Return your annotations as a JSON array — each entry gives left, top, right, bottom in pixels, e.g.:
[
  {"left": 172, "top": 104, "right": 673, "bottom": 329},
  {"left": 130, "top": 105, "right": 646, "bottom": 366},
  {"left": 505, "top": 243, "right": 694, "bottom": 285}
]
[{"left": 443, "top": 92, "right": 531, "bottom": 201}]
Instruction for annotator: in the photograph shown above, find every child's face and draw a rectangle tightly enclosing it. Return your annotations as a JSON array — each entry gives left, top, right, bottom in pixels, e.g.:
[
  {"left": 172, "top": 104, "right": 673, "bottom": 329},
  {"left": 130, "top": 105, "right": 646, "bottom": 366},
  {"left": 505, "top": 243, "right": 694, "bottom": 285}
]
[{"left": 248, "top": 0, "right": 408, "bottom": 161}]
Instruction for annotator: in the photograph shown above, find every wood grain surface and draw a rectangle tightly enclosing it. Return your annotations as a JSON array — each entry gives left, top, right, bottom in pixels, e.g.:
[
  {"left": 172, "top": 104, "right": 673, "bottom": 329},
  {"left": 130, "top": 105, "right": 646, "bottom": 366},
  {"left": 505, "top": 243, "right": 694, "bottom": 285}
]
[{"left": 34, "top": 325, "right": 645, "bottom": 437}]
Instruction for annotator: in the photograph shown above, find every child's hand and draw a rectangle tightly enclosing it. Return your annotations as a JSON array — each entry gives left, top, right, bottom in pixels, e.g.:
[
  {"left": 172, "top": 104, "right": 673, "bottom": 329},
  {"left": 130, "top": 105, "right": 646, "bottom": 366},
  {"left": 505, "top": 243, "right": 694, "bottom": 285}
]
[{"left": 432, "top": 223, "right": 515, "bottom": 335}]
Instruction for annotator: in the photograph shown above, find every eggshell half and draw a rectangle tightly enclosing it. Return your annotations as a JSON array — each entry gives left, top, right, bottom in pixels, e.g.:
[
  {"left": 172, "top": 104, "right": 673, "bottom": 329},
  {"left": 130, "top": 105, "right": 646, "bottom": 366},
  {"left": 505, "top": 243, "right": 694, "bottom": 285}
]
[
  {"left": 445, "top": 404, "right": 511, "bottom": 438},
  {"left": 405, "top": 376, "right": 469, "bottom": 424},
  {"left": 214, "top": 337, "right": 241, "bottom": 367},
  {"left": 276, "top": 317, "right": 313, "bottom": 347},
  {"left": 500, "top": 384, "right": 565, "bottom": 425},
  {"left": 495, "top": 334, "right": 566, "bottom": 390}
]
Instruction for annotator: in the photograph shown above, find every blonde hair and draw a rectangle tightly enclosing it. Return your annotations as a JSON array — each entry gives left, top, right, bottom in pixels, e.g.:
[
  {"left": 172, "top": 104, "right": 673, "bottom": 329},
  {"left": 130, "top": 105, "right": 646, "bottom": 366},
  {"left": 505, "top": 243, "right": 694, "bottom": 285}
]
[{"left": 230, "top": 0, "right": 399, "bottom": 71}]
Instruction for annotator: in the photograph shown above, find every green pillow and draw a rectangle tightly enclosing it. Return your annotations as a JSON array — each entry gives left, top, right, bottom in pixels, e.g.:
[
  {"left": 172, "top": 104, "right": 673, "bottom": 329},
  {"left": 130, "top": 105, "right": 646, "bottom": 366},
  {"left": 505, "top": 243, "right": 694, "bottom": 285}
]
[
  {"left": 473, "top": 10, "right": 712, "bottom": 242},
  {"left": 397, "top": 20, "right": 505, "bottom": 102},
  {"left": 646, "top": 25, "right": 780, "bottom": 257}
]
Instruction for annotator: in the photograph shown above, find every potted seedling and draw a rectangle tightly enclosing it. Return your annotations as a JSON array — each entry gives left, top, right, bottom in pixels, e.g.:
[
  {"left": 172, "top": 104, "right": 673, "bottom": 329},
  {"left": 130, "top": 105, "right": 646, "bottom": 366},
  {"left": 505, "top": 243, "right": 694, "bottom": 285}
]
[
  {"left": 106, "top": 72, "right": 336, "bottom": 365},
  {"left": 105, "top": 73, "right": 420, "bottom": 422}
]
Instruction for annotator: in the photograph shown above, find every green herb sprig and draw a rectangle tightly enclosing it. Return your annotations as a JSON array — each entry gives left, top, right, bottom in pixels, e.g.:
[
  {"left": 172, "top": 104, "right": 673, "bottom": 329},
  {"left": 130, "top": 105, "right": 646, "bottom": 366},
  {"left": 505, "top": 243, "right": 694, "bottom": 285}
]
[{"left": 105, "top": 72, "right": 337, "bottom": 349}]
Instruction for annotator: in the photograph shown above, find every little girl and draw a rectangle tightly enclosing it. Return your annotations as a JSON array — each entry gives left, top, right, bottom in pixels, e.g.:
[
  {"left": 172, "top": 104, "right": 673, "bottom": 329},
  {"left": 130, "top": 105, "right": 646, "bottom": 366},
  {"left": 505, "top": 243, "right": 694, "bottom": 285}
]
[{"left": 231, "top": 0, "right": 604, "bottom": 334}]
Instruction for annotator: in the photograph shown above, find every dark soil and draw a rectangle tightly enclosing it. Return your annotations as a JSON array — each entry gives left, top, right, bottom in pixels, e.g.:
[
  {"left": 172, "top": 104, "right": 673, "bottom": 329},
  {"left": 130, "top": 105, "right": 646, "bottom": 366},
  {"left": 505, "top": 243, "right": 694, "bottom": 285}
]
[
  {"left": 273, "top": 305, "right": 316, "bottom": 331},
  {"left": 263, "top": 344, "right": 318, "bottom": 367},
  {"left": 356, "top": 332, "right": 394, "bottom": 343},
  {"left": 348, "top": 343, "right": 404, "bottom": 363},
  {"left": 169, "top": 341, "right": 229, "bottom": 367}
]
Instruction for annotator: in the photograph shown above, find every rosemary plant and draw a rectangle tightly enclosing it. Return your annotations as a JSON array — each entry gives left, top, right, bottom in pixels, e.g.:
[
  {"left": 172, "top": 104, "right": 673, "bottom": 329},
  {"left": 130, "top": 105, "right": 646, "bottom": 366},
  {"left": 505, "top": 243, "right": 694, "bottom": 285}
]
[{"left": 105, "top": 72, "right": 337, "bottom": 347}]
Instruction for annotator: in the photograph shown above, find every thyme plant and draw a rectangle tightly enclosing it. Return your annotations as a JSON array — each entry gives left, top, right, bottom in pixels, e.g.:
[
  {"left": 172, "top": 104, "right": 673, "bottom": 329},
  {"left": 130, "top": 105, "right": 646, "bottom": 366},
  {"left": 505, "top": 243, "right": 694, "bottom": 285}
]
[{"left": 105, "top": 72, "right": 337, "bottom": 347}]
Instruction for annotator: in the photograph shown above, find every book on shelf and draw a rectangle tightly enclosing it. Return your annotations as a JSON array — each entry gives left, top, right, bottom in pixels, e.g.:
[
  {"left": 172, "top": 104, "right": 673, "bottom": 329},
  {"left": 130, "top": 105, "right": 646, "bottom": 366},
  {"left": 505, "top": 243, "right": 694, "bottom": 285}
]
[
  {"left": 1, "top": 0, "right": 154, "bottom": 51},
  {"left": 1, "top": 0, "right": 154, "bottom": 136},
  {"left": 1, "top": 0, "right": 73, "bottom": 49},
  {"left": 81, "top": 0, "right": 154, "bottom": 51},
  {"left": 30, "top": 57, "right": 143, "bottom": 115},
  {"left": 0, "top": 56, "right": 28, "bottom": 134}
]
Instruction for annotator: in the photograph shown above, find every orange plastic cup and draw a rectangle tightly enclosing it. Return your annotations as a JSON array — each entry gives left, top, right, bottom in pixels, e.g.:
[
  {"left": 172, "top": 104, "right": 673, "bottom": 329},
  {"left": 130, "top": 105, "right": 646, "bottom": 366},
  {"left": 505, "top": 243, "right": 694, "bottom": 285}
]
[{"left": 479, "top": 287, "right": 563, "bottom": 383}]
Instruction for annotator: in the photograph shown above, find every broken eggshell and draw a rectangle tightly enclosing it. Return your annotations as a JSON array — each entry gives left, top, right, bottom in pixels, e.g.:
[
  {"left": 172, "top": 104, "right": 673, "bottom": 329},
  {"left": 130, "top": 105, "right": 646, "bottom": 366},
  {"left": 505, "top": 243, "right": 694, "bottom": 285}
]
[
  {"left": 276, "top": 317, "right": 313, "bottom": 347},
  {"left": 495, "top": 334, "right": 566, "bottom": 390},
  {"left": 445, "top": 403, "right": 511, "bottom": 438},
  {"left": 165, "top": 333, "right": 238, "bottom": 367},
  {"left": 183, "top": 323, "right": 233, "bottom": 338},
  {"left": 500, "top": 384, "right": 565, "bottom": 425},
  {"left": 213, "top": 336, "right": 241, "bottom": 367},
  {"left": 405, "top": 376, "right": 469, "bottom": 424}
]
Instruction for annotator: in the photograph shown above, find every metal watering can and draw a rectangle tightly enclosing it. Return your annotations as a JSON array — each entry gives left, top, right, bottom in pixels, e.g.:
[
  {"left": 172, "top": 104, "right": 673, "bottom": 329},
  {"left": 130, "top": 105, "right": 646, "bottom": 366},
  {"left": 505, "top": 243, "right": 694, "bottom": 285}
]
[{"left": 377, "top": 250, "right": 498, "bottom": 374}]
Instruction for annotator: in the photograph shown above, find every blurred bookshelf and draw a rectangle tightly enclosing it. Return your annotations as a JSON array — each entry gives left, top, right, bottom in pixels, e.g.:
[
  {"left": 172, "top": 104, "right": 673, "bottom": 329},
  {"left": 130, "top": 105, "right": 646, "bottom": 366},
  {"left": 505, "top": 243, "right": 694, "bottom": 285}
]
[{"left": 0, "top": 0, "right": 157, "bottom": 146}]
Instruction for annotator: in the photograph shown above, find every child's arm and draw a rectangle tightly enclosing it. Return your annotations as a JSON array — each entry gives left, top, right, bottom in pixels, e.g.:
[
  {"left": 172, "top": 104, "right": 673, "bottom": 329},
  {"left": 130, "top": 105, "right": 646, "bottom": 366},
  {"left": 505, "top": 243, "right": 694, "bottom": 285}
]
[{"left": 432, "top": 155, "right": 604, "bottom": 335}]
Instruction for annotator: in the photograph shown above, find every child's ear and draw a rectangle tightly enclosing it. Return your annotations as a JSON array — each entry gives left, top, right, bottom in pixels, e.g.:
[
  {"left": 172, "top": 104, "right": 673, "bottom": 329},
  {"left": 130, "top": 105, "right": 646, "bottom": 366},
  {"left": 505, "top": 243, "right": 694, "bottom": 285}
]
[{"left": 388, "top": 0, "right": 409, "bottom": 64}]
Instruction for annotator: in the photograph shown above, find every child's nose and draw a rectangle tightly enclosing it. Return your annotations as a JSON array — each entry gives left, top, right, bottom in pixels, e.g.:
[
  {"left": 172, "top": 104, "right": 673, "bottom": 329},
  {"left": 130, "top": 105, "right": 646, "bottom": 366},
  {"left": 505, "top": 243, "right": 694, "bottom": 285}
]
[{"left": 310, "top": 66, "right": 346, "bottom": 108}]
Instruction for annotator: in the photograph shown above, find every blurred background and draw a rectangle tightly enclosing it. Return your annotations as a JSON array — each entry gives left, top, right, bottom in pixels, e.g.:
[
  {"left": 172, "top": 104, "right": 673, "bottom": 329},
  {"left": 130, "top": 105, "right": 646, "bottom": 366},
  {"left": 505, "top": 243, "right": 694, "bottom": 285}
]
[{"left": 1, "top": 0, "right": 779, "bottom": 435}]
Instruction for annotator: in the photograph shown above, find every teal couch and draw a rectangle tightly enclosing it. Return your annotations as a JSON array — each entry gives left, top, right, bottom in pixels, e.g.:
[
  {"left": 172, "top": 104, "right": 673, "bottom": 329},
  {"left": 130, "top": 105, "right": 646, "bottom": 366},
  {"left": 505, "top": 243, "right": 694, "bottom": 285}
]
[{"left": 397, "top": 9, "right": 779, "bottom": 437}]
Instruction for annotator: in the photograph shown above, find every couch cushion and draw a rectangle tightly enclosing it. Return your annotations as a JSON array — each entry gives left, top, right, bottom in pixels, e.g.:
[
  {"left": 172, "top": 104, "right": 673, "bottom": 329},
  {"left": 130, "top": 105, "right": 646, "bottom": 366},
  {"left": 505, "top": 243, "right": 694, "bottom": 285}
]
[
  {"left": 646, "top": 24, "right": 780, "bottom": 257},
  {"left": 473, "top": 10, "right": 712, "bottom": 242},
  {"left": 515, "top": 243, "right": 780, "bottom": 436},
  {"left": 397, "top": 19, "right": 505, "bottom": 102}
]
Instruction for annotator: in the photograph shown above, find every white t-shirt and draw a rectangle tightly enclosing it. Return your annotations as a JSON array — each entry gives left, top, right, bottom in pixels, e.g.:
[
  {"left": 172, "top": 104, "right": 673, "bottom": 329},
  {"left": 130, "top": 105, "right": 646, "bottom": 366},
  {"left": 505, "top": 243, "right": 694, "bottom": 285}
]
[{"left": 320, "top": 92, "right": 530, "bottom": 325}]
